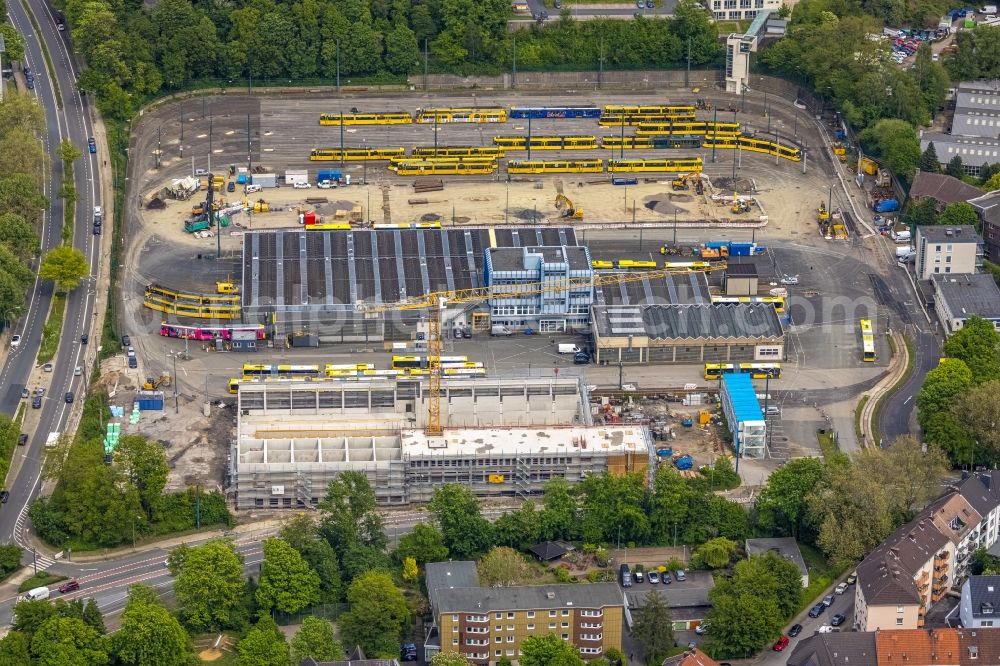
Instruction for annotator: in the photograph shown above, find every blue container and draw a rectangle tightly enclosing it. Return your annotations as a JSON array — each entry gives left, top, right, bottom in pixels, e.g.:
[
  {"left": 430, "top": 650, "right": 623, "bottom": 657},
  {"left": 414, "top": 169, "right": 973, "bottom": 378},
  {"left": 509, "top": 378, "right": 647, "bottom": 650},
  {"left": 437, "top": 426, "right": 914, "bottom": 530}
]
[
  {"left": 674, "top": 455, "right": 694, "bottom": 470},
  {"left": 612, "top": 177, "right": 638, "bottom": 186},
  {"left": 705, "top": 241, "right": 730, "bottom": 250},
  {"left": 729, "top": 242, "right": 755, "bottom": 256},
  {"left": 236, "top": 174, "right": 247, "bottom": 184},
  {"left": 655, "top": 447, "right": 674, "bottom": 458},
  {"left": 136, "top": 390, "right": 165, "bottom": 411},
  {"left": 875, "top": 199, "right": 900, "bottom": 213}
]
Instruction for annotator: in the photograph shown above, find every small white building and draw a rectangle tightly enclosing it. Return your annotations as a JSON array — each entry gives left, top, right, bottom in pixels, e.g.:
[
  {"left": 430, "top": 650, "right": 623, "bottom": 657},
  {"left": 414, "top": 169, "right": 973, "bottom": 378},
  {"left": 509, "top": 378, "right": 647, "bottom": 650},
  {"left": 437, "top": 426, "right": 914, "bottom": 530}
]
[
  {"left": 284, "top": 170, "right": 309, "bottom": 186},
  {"left": 960, "top": 576, "right": 1000, "bottom": 628},
  {"left": 931, "top": 273, "right": 1000, "bottom": 333}
]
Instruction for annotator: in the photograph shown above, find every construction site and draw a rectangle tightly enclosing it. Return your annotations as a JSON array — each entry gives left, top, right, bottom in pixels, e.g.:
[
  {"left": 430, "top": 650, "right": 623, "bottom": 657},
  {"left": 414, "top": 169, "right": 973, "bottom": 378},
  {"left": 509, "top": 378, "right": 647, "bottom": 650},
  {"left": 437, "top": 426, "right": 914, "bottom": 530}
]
[{"left": 231, "top": 375, "right": 652, "bottom": 508}]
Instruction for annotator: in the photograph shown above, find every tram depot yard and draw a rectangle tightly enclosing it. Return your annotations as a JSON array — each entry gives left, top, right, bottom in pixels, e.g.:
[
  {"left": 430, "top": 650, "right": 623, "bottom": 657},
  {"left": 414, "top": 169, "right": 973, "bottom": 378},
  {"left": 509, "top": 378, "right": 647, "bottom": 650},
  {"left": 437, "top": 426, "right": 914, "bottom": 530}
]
[{"left": 113, "top": 91, "right": 890, "bottom": 506}]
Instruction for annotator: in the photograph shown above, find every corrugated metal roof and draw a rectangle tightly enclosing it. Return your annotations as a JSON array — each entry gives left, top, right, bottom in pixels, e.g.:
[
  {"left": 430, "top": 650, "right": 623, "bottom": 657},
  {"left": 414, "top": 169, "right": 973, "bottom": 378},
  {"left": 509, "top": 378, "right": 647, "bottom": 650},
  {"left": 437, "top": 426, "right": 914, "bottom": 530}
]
[{"left": 722, "top": 373, "right": 763, "bottom": 422}]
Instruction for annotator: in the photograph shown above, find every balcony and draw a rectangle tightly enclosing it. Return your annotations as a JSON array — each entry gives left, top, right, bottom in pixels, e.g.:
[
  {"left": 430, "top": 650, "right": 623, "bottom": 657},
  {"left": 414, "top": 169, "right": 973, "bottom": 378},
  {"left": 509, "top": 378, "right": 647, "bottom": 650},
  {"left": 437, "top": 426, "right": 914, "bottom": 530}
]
[
  {"left": 934, "top": 574, "right": 949, "bottom": 585},
  {"left": 916, "top": 570, "right": 930, "bottom": 584},
  {"left": 935, "top": 551, "right": 949, "bottom": 563}
]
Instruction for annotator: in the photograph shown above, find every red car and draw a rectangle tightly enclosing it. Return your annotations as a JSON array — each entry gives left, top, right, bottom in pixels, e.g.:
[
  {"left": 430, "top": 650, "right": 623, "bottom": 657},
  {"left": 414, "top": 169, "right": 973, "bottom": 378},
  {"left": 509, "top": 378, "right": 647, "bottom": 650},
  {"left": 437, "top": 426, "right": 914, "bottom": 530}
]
[
  {"left": 773, "top": 636, "right": 790, "bottom": 652},
  {"left": 57, "top": 580, "right": 80, "bottom": 594}
]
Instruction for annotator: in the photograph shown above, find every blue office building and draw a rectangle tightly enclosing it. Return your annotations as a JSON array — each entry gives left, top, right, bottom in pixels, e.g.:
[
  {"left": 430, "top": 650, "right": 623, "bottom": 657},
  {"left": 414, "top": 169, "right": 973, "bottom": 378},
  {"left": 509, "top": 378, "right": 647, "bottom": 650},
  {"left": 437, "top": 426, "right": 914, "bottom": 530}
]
[
  {"left": 720, "top": 372, "right": 767, "bottom": 459},
  {"left": 484, "top": 246, "right": 593, "bottom": 332}
]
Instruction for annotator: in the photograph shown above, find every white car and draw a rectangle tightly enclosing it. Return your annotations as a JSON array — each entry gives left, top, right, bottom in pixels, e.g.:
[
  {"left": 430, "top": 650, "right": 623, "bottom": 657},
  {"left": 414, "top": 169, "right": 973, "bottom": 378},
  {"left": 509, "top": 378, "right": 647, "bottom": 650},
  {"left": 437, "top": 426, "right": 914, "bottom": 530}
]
[
  {"left": 835, "top": 582, "right": 849, "bottom": 594},
  {"left": 317, "top": 180, "right": 333, "bottom": 189},
  {"left": 246, "top": 184, "right": 262, "bottom": 193},
  {"left": 780, "top": 275, "right": 799, "bottom": 285},
  {"left": 293, "top": 182, "right": 312, "bottom": 189},
  {"left": 9, "top": 335, "right": 20, "bottom": 349},
  {"left": 93, "top": 206, "right": 102, "bottom": 217},
  {"left": 818, "top": 625, "right": 835, "bottom": 633}
]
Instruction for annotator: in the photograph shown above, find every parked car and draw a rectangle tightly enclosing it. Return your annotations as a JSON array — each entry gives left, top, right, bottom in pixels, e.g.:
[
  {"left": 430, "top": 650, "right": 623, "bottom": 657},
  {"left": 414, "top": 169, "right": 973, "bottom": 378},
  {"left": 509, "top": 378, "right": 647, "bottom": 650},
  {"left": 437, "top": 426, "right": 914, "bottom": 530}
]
[
  {"left": 31, "top": 396, "right": 41, "bottom": 409},
  {"left": 773, "top": 636, "right": 790, "bottom": 651},
  {"left": 25, "top": 75, "right": 34, "bottom": 89},
  {"left": 695, "top": 622, "right": 709, "bottom": 635},
  {"left": 227, "top": 182, "right": 235, "bottom": 192},
  {"left": 780, "top": 274, "right": 799, "bottom": 285},
  {"left": 292, "top": 182, "right": 311, "bottom": 189},
  {"left": 0, "top": 490, "right": 9, "bottom": 504},
  {"left": 128, "top": 356, "right": 137, "bottom": 369},
  {"left": 42, "top": 363, "right": 53, "bottom": 372},
  {"left": 818, "top": 625, "right": 836, "bottom": 633},
  {"left": 121, "top": 334, "right": 130, "bottom": 346},
  {"left": 788, "top": 624, "right": 803, "bottom": 637},
  {"left": 58, "top": 580, "right": 80, "bottom": 593},
  {"left": 808, "top": 603, "right": 826, "bottom": 618},
  {"left": 822, "top": 594, "right": 834, "bottom": 607},
  {"left": 17, "top": 433, "right": 27, "bottom": 446},
  {"left": 661, "top": 571, "right": 671, "bottom": 584},
  {"left": 846, "top": 571, "right": 858, "bottom": 585},
  {"left": 401, "top": 643, "right": 417, "bottom": 662},
  {"left": 830, "top": 614, "right": 846, "bottom": 627},
  {"left": 646, "top": 0, "right": 654, "bottom": 7},
  {"left": 675, "top": 569, "right": 686, "bottom": 581},
  {"left": 835, "top": 582, "right": 849, "bottom": 594},
  {"left": 74, "top": 366, "right": 82, "bottom": 376},
  {"left": 93, "top": 224, "right": 101, "bottom": 235},
  {"left": 647, "top": 571, "right": 660, "bottom": 584}
]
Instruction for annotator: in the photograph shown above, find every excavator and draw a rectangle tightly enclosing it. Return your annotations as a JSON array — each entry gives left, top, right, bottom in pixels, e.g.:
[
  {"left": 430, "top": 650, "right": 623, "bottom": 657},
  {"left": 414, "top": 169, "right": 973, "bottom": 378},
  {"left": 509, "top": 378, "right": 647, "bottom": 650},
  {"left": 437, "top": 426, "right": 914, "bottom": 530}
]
[
  {"left": 143, "top": 374, "right": 172, "bottom": 390},
  {"left": 554, "top": 193, "right": 583, "bottom": 220},
  {"left": 731, "top": 193, "right": 751, "bottom": 214},
  {"left": 671, "top": 173, "right": 703, "bottom": 193},
  {"left": 818, "top": 202, "right": 830, "bottom": 222}
]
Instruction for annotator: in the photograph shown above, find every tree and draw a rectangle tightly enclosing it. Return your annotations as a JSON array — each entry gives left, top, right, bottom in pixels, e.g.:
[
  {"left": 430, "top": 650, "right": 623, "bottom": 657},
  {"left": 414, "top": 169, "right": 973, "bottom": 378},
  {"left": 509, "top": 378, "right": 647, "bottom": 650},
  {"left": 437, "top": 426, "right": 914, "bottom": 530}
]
[
  {"left": 971, "top": 548, "right": 1000, "bottom": 576},
  {"left": 0, "top": 25, "right": 25, "bottom": 63},
  {"left": 394, "top": 522, "right": 448, "bottom": 565},
  {"left": 692, "top": 537, "right": 739, "bottom": 569},
  {"left": 918, "top": 357, "right": 974, "bottom": 426},
  {"left": 938, "top": 202, "right": 981, "bottom": 230},
  {"left": 755, "top": 457, "right": 824, "bottom": 538},
  {"left": 255, "top": 537, "right": 321, "bottom": 614},
  {"left": 520, "top": 634, "right": 585, "bottom": 666},
  {"left": 82, "top": 600, "right": 105, "bottom": 635},
  {"left": 944, "top": 316, "right": 1000, "bottom": 382},
  {"left": 919, "top": 141, "right": 940, "bottom": 172},
  {"left": 58, "top": 140, "right": 82, "bottom": 168},
  {"left": 428, "top": 483, "right": 493, "bottom": 559},
  {"left": 339, "top": 571, "right": 410, "bottom": 658},
  {"left": 492, "top": 501, "right": 542, "bottom": 551},
  {"left": 236, "top": 616, "right": 288, "bottom": 666},
  {"left": 0, "top": 631, "right": 30, "bottom": 666},
  {"left": 279, "top": 514, "right": 342, "bottom": 603},
  {"left": 173, "top": 539, "right": 246, "bottom": 632},
  {"left": 402, "top": 556, "right": 419, "bottom": 583},
  {"left": 113, "top": 435, "right": 169, "bottom": 520},
  {"left": 290, "top": 616, "right": 343, "bottom": 664},
  {"left": 947, "top": 154, "right": 965, "bottom": 178},
  {"left": 577, "top": 472, "right": 650, "bottom": 545},
  {"left": 902, "top": 197, "right": 939, "bottom": 228},
  {"left": 0, "top": 544, "right": 22, "bottom": 578},
  {"left": 431, "top": 653, "right": 473, "bottom": 666},
  {"left": 477, "top": 546, "right": 534, "bottom": 587},
  {"left": 986, "top": 171, "right": 1000, "bottom": 191},
  {"left": 858, "top": 119, "right": 921, "bottom": 185},
  {"left": 953, "top": 381, "right": 1000, "bottom": 462},
  {"left": 0, "top": 213, "right": 39, "bottom": 259},
  {"left": 29, "top": 616, "right": 109, "bottom": 666},
  {"left": 11, "top": 601, "right": 56, "bottom": 640},
  {"left": 113, "top": 596, "right": 190, "bottom": 666},
  {"left": 855, "top": 435, "right": 948, "bottom": 521},
  {"left": 630, "top": 590, "right": 674, "bottom": 665},
  {"left": 318, "top": 471, "right": 387, "bottom": 565},
  {"left": 669, "top": 0, "right": 720, "bottom": 64},
  {"left": 539, "top": 477, "right": 578, "bottom": 541},
  {"left": 38, "top": 246, "right": 89, "bottom": 292},
  {"left": 0, "top": 173, "right": 48, "bottom": 222},
  {"left": 385, "top": 23, "right": 420, "bottom": 74}
]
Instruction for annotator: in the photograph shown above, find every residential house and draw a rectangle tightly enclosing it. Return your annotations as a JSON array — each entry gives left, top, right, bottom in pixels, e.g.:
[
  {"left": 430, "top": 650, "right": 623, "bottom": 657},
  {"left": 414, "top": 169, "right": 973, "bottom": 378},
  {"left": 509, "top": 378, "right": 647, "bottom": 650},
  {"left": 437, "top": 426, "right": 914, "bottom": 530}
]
[
  {"left": 788, "top": 627, "right": 1000, "bottom": 665},
  {"left": 785, "top": 632, "right": 878, "bottom": 666},
  {"left": 424, "top": 561, "right": 624, "bottom": 665},
  {"left": 960, "top": 576, "right": 1000, "bottom": 628},
  {"left": 745, "top": 537, "right": 809, "bottom": 587},
  {"left": 301, "top": 647, "right": 399, "bottom": 666},
  {"left": 661, "top": 648, "right": 720, "bottom": 666},
  {"left": 909, "top": 171, "right": 986, "bottom": 212},
  {"left": 915, "top": 225, "right": 983, "bottom": 280}
]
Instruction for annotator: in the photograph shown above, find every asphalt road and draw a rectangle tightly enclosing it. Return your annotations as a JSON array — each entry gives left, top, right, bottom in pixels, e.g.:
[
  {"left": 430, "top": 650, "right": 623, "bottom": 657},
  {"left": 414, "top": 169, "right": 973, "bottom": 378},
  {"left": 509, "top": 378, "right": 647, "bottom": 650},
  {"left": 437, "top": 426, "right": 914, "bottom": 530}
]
[{"left": 1, "top": 0, "right": 103, "bottom": 554}]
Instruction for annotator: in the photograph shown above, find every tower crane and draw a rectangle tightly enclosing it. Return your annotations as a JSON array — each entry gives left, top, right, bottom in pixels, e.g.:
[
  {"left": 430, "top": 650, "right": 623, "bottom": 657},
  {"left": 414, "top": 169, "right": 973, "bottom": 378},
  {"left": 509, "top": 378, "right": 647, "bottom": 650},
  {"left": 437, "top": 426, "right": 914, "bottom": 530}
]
[{"left": 355, "top": 262, "right": 726, "bottom": 436}]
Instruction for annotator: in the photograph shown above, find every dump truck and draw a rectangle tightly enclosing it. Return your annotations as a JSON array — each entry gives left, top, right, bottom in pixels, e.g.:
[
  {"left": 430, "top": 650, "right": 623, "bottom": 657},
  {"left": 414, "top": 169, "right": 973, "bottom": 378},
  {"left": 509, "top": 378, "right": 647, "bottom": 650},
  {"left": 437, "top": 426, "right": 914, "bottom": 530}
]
[{"left": 184, "top": 218, "right": 210, "bottom": 233}]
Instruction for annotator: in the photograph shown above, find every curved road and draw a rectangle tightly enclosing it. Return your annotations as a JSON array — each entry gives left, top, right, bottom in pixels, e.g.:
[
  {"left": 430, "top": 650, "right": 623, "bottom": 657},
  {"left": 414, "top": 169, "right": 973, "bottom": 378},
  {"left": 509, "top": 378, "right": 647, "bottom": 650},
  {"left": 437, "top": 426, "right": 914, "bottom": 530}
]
[{"left": 2, "top": 0, "right": 103, "bottom": 557}]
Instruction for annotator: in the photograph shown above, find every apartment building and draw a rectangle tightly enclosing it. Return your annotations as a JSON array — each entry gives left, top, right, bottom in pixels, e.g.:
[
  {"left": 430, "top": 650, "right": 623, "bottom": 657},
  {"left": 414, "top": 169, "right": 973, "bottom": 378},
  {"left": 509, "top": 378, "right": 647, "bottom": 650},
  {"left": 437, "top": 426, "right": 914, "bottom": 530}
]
[
  {"left": 710, "top": 0, "right": 780, "bottom": 22},
  {"left": 960, "top": 576, "right": 1000, "bottom": 628},
  {"left": 855, "top": 471, "right": 1000, "bottom": 632},
  {"left": 788, "top": 627, "right": 1000, "bottom": 665},
  {"left": 914, "top": 225, "right": 983, "bottom": 280},
  {"left": 424, "top": 561, "right": 624, "bottom": 665}
]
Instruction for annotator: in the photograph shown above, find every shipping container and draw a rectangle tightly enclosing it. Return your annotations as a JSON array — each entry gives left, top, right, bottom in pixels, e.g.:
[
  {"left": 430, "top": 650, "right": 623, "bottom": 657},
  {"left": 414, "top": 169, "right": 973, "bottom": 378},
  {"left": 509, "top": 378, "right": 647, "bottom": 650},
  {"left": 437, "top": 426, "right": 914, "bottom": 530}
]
[{"left": 137, "top": 390, "right": 165, "bottom": 411}]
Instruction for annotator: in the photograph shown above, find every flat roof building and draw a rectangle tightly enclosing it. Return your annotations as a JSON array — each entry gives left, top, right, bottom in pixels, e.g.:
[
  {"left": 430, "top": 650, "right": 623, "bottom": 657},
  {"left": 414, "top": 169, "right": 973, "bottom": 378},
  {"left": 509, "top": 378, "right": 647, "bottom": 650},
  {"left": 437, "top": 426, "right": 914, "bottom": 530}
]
[
  {"left": 931, "top": 273, "right": 1000, "bottom": 332},
  {"left": 914, "top": 225, "right": 983, "bottom": 280},
  {"left": 920, "top": 80, "right": 1000, "bottom": 176},
  {"left": 591, "top": 303, "right": 784, "bottom": 365},
  {"left": 969, "top": 190, "right": 1000, "bottom": 261},
  {"left": 231, "top": 376, "right": 651, "bottom": 509}
]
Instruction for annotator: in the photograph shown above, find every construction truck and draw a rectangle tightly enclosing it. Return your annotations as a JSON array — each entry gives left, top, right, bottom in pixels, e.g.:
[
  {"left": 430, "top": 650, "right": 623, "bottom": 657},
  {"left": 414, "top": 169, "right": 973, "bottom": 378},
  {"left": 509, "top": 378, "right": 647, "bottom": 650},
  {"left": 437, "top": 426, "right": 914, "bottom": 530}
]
[
  {"left": 143, "top": 374, "right": 172, "bottom": 390},
  {"left": 554, "top": 193, "right": 583, "bottom": 220},
  {"left": 818, "top": 202, "right": 830, "bottom": 222},
  {"left": 216, "top": 281, "right": 238, "bottom": 294},
  {"left": 730, "top": 193, "right": 751, "bottom": 214},
  {"left": 832, "top": 141, "right": 847, "bottom": 160},
  {"left": 672, "top": 173, "right": 702, "bottom": 191},
  {"left": 184, "top": 218, "right": 210, "bottom": 233},
  {"left": 252, "top": 200, "right": 270, "bottom": 213}
]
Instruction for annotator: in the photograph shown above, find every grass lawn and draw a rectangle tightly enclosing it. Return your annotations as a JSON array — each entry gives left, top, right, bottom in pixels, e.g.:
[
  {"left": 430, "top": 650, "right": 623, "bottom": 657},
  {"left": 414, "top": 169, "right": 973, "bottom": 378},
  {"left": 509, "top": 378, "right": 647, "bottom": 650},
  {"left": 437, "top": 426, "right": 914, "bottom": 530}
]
[
  {"left": 37, "top": 293, "right": 66, "bottom": 365},
  {"left": 18, "top": 571, "right": 67, "bottom": 593},
  {"left": 797, "top": 543, "right": 852, "bottom": 614},
  {"left": 816, "top": 430, "right": 839, "bottom": 461}
]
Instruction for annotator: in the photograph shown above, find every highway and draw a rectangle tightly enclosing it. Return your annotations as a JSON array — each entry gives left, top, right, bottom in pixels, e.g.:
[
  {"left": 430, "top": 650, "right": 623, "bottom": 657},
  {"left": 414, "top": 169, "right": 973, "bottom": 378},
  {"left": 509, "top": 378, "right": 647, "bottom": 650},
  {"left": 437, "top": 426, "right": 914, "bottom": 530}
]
[{"left": 1, "top": 0, "right": 103, "bottom": 558}]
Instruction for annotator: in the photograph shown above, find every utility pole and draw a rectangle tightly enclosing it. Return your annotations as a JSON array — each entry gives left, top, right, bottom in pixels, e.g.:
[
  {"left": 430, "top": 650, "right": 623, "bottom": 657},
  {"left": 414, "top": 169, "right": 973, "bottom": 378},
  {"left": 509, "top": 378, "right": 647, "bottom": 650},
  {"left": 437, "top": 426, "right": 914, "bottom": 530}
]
[
  {"left": 423, "top": 40, "right": 429, "bottom": 91},
  {"left": 434, "top": 114, "right": 439, "bottom": 156},
  {"left": 172, "top": 353, "right": 178, "bottom": 414},
  {"left": 340, "top": 111, "right": 345, "bottom": 169},
  {"left": 179, "top": 103, "right": 184, "bottom": 156},
  {"left": 512, "top": 34, "right": 517, "bottom": 89},
  {"left": 711, "top": 107, "right": 718, "bottom": 163},
  {"left": 620, "top": 115, "right": 625, "bottom": 159},
  {"left": 208, "top": 114, "right": 213, "bottom": 176},
  {"left": 336, "top": 41, "right": 341, "bottom": 92},
  {"left": 247, "top": 114, "right": 252, "bottom": 175},
  {"left": 685, "top": 36, "right": 691, "bottom": 88},
  {"left": 156, "top": 126, "right": 161, "bottom": 169},
  {"left": 527, "top": 116, "right": 532, "bottom": 161},
  {"left": 248, "top": 49, "right": 253, "bottom": 96}
]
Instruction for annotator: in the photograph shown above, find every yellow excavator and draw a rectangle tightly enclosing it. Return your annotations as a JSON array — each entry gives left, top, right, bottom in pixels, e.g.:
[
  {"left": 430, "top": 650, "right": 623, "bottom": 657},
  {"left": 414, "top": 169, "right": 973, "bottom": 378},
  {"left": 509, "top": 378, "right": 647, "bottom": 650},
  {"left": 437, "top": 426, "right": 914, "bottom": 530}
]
[
  {"left": 143, "top": 374, "right": 172, "bottom": 390},
  {"left": 731, "top": 193, "right": 751, "bottom": 214},
  {"left": 554, "top": 193, "right": 583, "bottom": 220},
  {"left": 818, "top": 202, "right": 830, "bottom": 222},
  {"left": 671, "top": 173, "right": 704, "bottom": 194}
]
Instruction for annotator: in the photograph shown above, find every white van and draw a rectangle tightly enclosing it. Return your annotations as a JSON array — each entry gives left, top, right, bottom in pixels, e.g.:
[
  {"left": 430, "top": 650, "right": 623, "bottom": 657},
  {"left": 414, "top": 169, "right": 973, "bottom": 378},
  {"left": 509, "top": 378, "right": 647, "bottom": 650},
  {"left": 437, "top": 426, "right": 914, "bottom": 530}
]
[
  {"left": 246, "top": 184, "right": 262, "bottom": 193},
  {"left": 23, "top": 586, "right": 49, "bottom": 601},
  {"left": 558, "top": 344, "right": 582, "bottom": 354}
]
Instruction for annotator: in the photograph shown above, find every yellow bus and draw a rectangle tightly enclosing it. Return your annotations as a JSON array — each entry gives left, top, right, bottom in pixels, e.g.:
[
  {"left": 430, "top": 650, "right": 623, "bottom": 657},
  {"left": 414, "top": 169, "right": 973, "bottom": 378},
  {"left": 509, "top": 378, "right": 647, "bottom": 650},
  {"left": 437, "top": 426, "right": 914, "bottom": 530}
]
[
  {"left": 325, "top": 363, "right": 375, "bottom": 376},
  {"left": 860, "top": 319, "right": 876, "bottom": 362},
  {"left": 305, "top": 222, "right": 353, "bottom": 231},
  {"left": 704, "top": 362, "right": 782, "bottom": 380},
  {"left": 606, "top": 158, "right": 703, "bottom": 173},
  {"left": 411, "top": 146, "right": 506, "bottom": 158},
  {"left": 392, "top": 355, "right": 469, "bottom": 369},
  {"left": 711, "top": 295, "right": 785, "bottom": 313},
  {"left": 615, "top": 259, "right": 658, "bottom": 269},
  {"left": 389, "top": 155, "right": 498, "bottom": 165},
  {"left": 372, "top": 222, "right": 444, "bottom": 229},
  {"left": 241, "top": 364, "right": 322, "bottom": 378},
  {"left": 318, "top": 112, "right": 413, "bottom": 125},
  {"left": 598, "top": 112, "right": 696, "bottom": 126},
  {"left": 635, "top": 121, "right": 741, "bottom": 136},
  {"left": 415, "top": 107, "right": 508, "bottom": 123},
  {"left": 603, "top": 104, "right": 696, "bottom": 115},
  {"left": 592, "top": 260, "right": 614, "bottom": 269},
  {"left": 492, "top": 136, "right": 599, "bottom": 150},
  {"left": 388, "top": 161, "right": 497, "bottom": 176},
  {"left": 701, "top": 136, "right": 803, "bottom": 162},
  {"left": 310, "top": 148, "right": 406, "bottom": 161},
  {"left": 507, "top": 159, "right": 604, "bottom": 174}
]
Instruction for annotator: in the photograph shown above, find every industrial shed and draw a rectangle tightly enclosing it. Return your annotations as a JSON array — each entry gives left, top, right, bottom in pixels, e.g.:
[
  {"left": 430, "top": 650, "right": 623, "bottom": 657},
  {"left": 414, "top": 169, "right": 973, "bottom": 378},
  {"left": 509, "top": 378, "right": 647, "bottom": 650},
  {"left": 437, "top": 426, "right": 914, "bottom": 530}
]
[{"left": 590, "top": 303, "right": 785, "bottom": 365}]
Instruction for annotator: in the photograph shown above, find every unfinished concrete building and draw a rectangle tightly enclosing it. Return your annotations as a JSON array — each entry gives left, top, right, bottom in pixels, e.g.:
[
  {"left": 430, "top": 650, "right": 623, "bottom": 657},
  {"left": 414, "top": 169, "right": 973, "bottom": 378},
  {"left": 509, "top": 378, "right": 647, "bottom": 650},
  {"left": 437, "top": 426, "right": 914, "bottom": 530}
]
[{"left": 231, "top": 376, "right": 652, "bottom": 508}]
